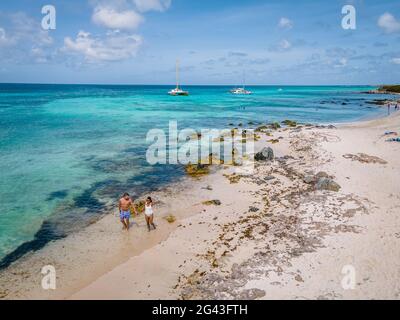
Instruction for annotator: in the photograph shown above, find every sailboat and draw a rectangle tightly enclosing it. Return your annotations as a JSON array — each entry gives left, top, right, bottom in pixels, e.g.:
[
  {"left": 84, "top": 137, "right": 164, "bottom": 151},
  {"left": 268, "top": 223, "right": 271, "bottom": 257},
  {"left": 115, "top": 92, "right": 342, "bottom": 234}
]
[
  {"left": 168, "top": 60, "right": 189, "bottom": 96},
  {"left": 230, "top": 87, "right": 252, "bottom": 95},
  {"left": 230, "top": 72, "right": 252, "bottom": 95}
]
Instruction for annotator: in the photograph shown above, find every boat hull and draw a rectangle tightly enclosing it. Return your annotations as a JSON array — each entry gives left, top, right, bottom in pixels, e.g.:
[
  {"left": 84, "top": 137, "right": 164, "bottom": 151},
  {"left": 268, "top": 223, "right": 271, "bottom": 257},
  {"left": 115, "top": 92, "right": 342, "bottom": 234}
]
[{"left": 169, "top": 91, "right": 189, "bottom": 96}]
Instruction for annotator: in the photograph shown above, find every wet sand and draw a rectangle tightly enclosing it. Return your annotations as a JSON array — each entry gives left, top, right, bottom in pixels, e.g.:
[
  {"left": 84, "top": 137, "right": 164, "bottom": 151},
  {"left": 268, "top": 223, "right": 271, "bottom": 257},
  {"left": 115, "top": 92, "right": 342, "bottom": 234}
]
[{"left": 1, "top": 112, "right": 400, "bottom": 300}]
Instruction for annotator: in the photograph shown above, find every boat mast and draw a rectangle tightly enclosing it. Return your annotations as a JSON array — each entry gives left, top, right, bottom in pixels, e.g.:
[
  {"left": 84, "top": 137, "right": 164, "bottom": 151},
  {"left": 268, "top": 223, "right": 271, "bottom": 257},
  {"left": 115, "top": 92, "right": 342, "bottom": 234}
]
[{"left": 176, "top": 59, "right": 180, "bottom": 89}]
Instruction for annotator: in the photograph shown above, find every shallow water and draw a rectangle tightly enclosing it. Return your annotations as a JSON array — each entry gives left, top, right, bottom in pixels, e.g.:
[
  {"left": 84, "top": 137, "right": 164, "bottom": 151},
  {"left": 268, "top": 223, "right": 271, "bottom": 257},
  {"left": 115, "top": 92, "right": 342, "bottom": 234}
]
[{"left": 0, "top": 84, "right": 389, "bottom": 266}]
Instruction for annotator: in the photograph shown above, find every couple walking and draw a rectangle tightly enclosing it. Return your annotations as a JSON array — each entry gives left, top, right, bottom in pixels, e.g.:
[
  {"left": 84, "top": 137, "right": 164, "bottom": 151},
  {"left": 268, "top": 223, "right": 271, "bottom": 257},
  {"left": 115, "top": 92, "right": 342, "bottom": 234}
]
[{"left": 118, "top": 193, "right": 156, "bottom": 232}]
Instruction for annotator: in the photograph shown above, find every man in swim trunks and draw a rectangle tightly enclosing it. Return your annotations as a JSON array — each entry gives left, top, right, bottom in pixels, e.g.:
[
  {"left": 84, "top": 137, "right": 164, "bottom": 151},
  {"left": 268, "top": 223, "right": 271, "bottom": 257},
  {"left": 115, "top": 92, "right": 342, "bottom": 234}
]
[{"left": 119, "top": 193, "right": 136, "bottom": 230}]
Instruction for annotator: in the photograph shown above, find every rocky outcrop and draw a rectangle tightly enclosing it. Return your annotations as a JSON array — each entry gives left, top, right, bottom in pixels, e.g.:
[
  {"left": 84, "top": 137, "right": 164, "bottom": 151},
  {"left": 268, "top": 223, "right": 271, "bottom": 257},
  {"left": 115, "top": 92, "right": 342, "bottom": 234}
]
[
  {"left": 315, "top": 178, "right": 341, "bottom": 192},
  {"left": 303, "top": 171, "right": 341, "bottom": 192},
  {"left": 185, "top": 163, "right": 210, "bottom": 177},
  {"left": 282, "top": 120, "right": 297, "bottom": 127},
  {"left": 202, "top": 200, "right": 222, "bottom": 206},
  {"left": 255, "top": 147, "right": 274, "bottom": 161}
]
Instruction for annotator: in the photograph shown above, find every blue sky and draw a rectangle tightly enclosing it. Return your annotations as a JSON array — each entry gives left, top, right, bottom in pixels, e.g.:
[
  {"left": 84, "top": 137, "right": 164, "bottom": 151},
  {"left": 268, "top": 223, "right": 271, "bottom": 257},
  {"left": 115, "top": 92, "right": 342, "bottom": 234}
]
[{"left": 0, "top": 0, "right": 399, "bottom": 85}]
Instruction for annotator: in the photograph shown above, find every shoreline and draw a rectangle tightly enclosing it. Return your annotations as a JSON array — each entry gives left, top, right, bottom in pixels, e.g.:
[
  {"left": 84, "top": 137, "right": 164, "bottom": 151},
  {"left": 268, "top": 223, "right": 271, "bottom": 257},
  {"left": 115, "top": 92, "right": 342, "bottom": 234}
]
[{"left": 1, "top": 111, "right": 400, "bottom": 300}]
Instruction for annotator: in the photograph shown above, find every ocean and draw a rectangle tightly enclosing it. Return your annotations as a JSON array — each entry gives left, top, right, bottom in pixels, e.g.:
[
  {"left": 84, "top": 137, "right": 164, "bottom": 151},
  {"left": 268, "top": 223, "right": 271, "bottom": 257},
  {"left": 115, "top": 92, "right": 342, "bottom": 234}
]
[{"left": 0, "top": 84, "right": 390, "bottom": 267}]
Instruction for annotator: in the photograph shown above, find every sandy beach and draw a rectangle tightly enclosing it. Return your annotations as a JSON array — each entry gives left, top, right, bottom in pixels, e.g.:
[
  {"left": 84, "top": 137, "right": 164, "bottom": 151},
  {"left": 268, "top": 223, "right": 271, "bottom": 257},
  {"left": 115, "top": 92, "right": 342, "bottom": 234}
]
[{"left": 1, "top": 111, "right": 399, "bottom": 300}]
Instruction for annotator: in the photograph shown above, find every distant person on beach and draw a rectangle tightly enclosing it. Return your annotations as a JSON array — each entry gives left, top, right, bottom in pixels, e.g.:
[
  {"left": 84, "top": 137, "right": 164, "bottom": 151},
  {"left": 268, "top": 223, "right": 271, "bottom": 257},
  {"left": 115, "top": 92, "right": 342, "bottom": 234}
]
[
  {"left": 119, "top": 193, "right": 136, "bottom": 231},
  {"left": 144, "top": 197, "right": 156, "bottom": 232},
  {"left": 388, "top": 104, "right": 391, "bottom": 115}
]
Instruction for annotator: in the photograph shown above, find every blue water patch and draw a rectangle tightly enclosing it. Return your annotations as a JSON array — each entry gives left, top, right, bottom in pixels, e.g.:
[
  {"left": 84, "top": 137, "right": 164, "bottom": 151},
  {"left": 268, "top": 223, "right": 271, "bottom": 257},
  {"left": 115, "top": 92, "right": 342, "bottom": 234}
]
[
  {"left": 46, "top": 190, "right": 69, "bottom": 201},
  {"left": 0, "top": 84, "right": 388, "bottom": 265}
]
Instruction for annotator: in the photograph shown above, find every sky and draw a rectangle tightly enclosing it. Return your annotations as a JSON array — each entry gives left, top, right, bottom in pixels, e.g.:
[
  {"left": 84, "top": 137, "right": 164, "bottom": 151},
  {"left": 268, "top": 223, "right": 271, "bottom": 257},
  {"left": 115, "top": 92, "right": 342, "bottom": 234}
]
[{"left": 0, "top": 0, "right": 399, "bottom": 85}]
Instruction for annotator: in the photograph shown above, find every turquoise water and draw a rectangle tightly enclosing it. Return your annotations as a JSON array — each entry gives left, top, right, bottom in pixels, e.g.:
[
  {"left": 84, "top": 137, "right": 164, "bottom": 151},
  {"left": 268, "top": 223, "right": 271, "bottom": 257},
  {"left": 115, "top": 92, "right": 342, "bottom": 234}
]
[{"left": 0, "top": 84, "right": 389, "bottom": 267}]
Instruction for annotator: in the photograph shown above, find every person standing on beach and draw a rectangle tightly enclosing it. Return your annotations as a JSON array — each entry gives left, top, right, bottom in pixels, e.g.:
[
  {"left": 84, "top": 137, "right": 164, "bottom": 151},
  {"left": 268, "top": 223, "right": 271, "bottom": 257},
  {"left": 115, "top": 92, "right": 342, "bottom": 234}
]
[
  {"left": 144, "top": 197, "right": 156, "bottom": 232},
  {"left": 119, "top": 193, "right": 136, "bottom": 231}
]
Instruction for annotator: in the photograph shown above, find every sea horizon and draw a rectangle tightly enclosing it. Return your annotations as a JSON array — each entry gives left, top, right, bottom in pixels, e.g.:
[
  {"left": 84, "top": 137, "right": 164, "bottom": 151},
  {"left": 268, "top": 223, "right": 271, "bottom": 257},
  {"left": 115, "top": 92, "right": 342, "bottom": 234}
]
[{"left": 0, "top": 82, "right": 381, "bottom": 87}]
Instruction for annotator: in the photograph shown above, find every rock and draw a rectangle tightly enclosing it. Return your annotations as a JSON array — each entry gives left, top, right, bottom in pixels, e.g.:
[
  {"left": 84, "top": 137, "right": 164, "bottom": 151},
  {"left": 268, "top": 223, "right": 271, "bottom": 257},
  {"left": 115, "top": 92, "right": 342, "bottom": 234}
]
[
  {"left": 224, "top": 173, "right": 242, "bottom": 184},
  {"left": 204, "top": 273, "right": 222, "bottom": 284},
  {"left": 255, "top": 125, "right": 269, "bottom": 132},
  {"left": 315, "top": 171, "right": 330, "bottom": 179},
  {"left": 270, "top": 122, "right": 281, "bottom": 130},
  {"left": 164, "top": 214, "right": 176, "bottom": 223},
  {"left": 249, "top": 206, "right": 259, "bottom": 212},
  {"left": 185, "top": 163, "right": 210, "bottom": 177},
  {"left": 237, "top": 288, "right": 266, "bottom": 300},
  {"left": 304, "top": 172, "right": 332, "bottom": 185},
  {"left": 203, "top": 200, "right": 222, "bottom": 206},
  {"left": 283, "top": 155, "right": 294, "bottom": 160},
  {"left": 315, "top": 178, "right": 341, "bottom": 192},
  {"left": 264, "top": 175, "right": 275, "bottom": 181},
  {"left": 303, "top": 175, "right": 317, "bottom": 184},
  {"left": 295, "top": 274, "right": 304, "bottom": 282},
  {"left": 255, "top": 147, "right": 274, "bottom": 162},
  {"left": 231, "top": 263, "right": 244, "bottom": 279},
  {"left": 180, "top": 287, "right": 195, "bottom": 300},
  {"left": 275, "top": 157, "right": 286, "bottom": 163},
  {"left": 282, "top": 120, "right": 297, "bottom": 127}
]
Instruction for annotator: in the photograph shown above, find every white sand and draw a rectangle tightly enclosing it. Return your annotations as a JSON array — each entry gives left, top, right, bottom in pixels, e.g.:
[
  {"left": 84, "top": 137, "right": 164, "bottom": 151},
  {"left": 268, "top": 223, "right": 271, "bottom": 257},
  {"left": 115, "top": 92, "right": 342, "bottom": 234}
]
[{"left": 1, "top": 112, "right": 400, "bottom": 300}]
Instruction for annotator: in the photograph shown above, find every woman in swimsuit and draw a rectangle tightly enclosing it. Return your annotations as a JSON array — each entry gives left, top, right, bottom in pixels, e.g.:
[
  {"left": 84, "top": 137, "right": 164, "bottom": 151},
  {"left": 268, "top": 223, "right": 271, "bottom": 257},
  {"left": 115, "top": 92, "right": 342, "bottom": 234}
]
[{"left": 145, "top": 197, "right": 156, "bottom": 231}]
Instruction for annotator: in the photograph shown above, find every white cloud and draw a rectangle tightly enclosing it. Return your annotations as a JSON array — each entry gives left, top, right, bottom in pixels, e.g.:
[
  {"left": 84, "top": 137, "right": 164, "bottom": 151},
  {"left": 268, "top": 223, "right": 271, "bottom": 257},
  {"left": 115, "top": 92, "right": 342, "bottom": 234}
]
[
  {"left": 279, "top": 39, "right": 291, "bottom": 50},
  {"left": 268, "top": 39, "right": 292, "bottom": 52},
  {"left": 92, "top": 6, "right": 144, "bottom": 30},
  {"left": 378, "top": 12, "right": 400, "bottom": 33},
  {"left": 30, "top": 47, "right": 51, "bottom": 63},
  {"left": 133, "top": 0, "right": 171, "bottom": 12},
  {"left": 63, "top": 30, "right": 142, "bottom": 62},
  {"left": 9, "top": 12, "right": 53, "bottom": 46},
  {"left": 0, "top": 27, "right": 11, "bottom": 46},
  {"left": 278, "top": 17, "right": 293, "bottom": 29},
  {"left": 0, "top": 13, "right": 53, "bottom": 64},
  {"left": 334, "top": 58, "right": 348, "bottom": 68},
  {"left": 391, "top": 58, "right": 400, "bottom": 65}
]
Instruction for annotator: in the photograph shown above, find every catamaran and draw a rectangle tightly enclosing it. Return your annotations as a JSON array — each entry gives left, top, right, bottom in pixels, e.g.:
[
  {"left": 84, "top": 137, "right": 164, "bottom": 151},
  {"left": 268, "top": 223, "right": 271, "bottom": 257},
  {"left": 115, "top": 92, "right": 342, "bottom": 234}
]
[
  {"left": 230, "top": 72, "right": 252, "bottom": 95},
  {"left": 230, "top": 87, "right": 252, "bottom": 95},
  {"left": 168, "top": 60, "right": 189, "bottom": 96}
]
